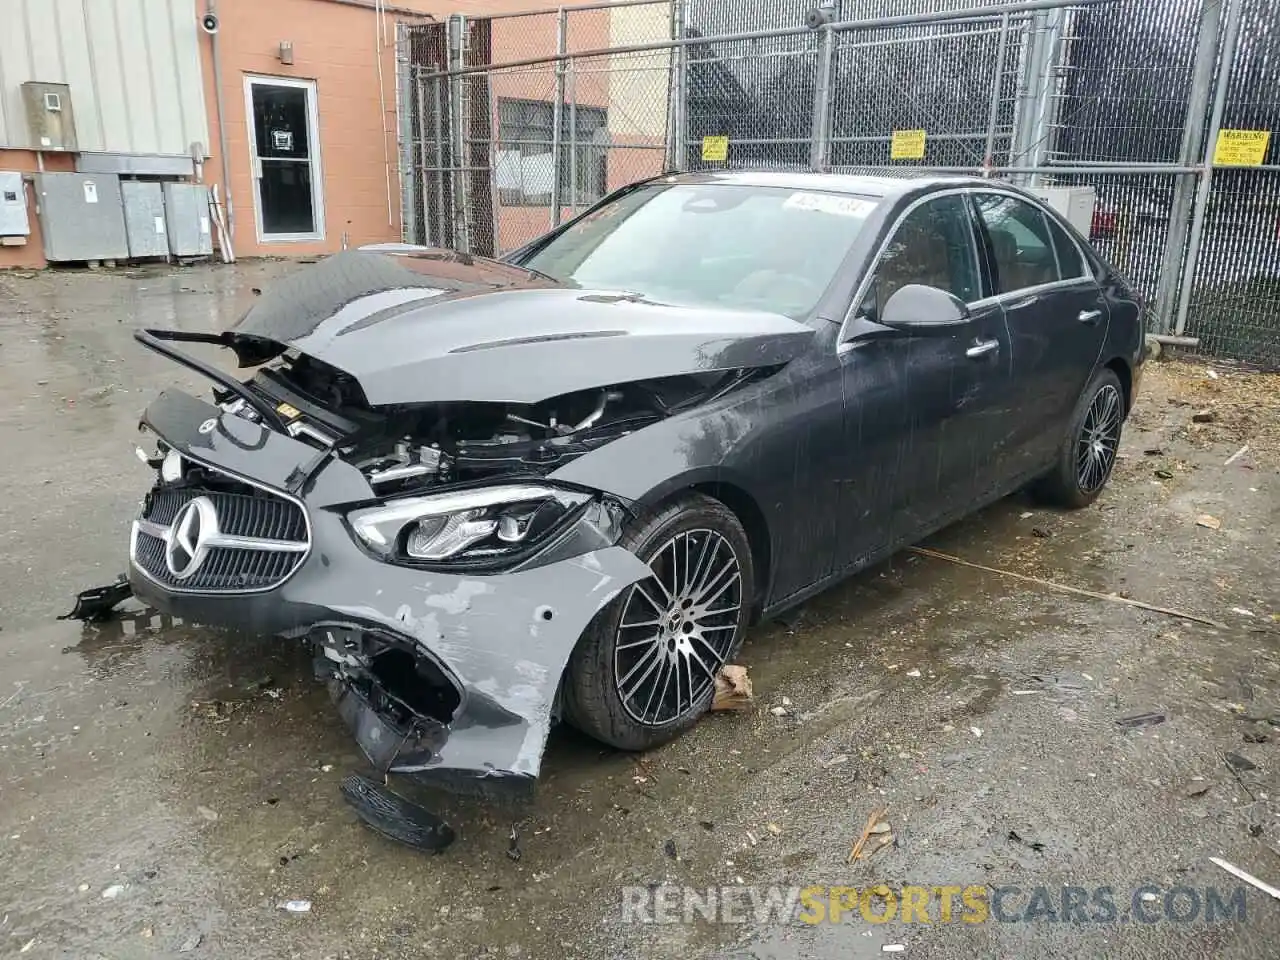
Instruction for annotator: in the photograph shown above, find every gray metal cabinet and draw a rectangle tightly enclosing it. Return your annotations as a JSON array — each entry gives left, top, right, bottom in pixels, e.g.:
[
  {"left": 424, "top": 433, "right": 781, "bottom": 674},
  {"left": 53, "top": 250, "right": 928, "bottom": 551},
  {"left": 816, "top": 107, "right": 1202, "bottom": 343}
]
[
  {"left": 162, "top": 182, "right": 213, "bottom": 257},
  {"left": 121, "top": 181, "right": 169, "bottom": 259},
  {"left": 34, "top": 172, "right": 128, "bottom": 262}
]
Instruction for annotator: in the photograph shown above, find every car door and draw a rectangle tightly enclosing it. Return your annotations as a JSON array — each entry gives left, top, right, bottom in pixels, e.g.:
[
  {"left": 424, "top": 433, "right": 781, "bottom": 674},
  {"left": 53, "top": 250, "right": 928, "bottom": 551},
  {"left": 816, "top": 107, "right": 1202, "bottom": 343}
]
[
  {"left": 971, "top": 192, "right": 1109, "bottom": 480},
  {"left": 834, "top": 192, "right": 1014, "bottom": 571}
]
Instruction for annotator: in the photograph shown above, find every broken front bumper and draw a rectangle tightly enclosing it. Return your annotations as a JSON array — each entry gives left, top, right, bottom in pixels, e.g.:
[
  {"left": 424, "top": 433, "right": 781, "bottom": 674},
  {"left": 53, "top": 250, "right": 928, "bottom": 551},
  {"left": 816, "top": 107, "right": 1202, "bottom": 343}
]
[{"left": 128, "top": 389, "right": 651, "bottom": 791}]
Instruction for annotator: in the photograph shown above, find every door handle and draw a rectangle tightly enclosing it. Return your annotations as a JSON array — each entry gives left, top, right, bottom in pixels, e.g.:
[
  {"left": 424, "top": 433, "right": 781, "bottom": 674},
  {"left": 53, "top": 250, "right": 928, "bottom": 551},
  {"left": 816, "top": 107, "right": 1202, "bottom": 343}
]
[
  {"left": 966, "top": 338, "right": 1000, "bottom": 359},
  {"left": 1078, "top": 308, "right": 1104, "bottom": 325}
]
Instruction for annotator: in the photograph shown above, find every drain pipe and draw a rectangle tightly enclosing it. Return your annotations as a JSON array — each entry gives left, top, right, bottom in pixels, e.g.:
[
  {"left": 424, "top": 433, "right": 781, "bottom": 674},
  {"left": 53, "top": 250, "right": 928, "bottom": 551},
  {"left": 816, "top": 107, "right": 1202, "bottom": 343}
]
[{"left": 205, "top": 0, "right": 235, "bottom": 237}]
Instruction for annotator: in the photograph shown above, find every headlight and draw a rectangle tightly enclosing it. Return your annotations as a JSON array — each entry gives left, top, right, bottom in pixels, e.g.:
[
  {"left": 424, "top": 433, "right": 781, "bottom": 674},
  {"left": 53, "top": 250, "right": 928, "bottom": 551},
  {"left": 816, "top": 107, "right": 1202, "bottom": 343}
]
[{"left": 347, "top": 484, "right": 591, "bottom": 565}]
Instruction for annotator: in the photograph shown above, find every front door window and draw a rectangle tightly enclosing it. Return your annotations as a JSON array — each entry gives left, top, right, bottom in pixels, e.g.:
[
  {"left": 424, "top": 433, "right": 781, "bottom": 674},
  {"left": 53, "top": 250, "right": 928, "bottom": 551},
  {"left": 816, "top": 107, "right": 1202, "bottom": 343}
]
[{"left": 246, "top": 77, "right": 324, "bottom": 241}]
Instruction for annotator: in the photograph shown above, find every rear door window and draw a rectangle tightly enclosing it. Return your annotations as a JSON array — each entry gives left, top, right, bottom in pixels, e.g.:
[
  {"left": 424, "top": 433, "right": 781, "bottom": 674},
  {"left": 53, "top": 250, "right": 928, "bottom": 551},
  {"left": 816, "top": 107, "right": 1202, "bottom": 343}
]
[
  {"left": 1042, "top": 212, "right": 1089, "bottom": 280},
  {"left": 974, "top": 194, "right": 1062, "bottom": 293}
]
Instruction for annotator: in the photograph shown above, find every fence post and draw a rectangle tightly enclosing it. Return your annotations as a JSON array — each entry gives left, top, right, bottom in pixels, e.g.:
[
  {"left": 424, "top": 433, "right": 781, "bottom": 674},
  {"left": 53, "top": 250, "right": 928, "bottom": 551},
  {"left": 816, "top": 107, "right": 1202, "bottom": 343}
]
[
  {"left": 668, "top": 0, "right": 687, "bottom": 171},
  {"left": 809, "top": 25, "right": 836, "bottom": 172},
  {"left": 1152, "top": 0, "right": 1223, "bottom": 334},
  {"left": 1026, "top": 6, "right": 1066, "bottom": 186},
  {"left": 1174, "top": 0, "right": 1245, "bottom": 338},
  {"left": 1010, "top": 8, "right": 1060, "bottom": 185},
  {"left": 447, "top": 14, "right": 470, "bottom": 253},
  {"left": 569, "top": 58, "right": 579, "bottom": 212},
  {"left": 431, "top": 75, "right": 446, "bottom": 247},
  {"left": 396, "top": 23, "right": 416, "bottom": 243},
  {"left": 982, "top": 13, "right": 1012, "bottom": 174},
  {"left": 551, "top": 8, "right": 568, "bottom": 226}
]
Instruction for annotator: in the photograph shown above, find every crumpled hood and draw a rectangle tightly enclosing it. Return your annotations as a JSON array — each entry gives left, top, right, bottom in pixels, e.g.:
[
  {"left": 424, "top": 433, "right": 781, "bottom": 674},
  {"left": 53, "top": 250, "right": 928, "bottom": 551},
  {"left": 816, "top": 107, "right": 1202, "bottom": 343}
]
[{"left": 231, "top": 249, "right": 815, "bottom": 406}]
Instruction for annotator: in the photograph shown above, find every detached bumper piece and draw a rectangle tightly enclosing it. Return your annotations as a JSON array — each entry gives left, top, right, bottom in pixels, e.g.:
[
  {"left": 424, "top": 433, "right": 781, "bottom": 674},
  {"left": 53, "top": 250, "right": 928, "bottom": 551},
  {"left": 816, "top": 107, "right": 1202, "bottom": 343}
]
[
  {"left": 60, "top": 575, "right": 134, "bottom": 622},
  {"left": 340, "top": 774, "right": 457, "bottom": 853}
]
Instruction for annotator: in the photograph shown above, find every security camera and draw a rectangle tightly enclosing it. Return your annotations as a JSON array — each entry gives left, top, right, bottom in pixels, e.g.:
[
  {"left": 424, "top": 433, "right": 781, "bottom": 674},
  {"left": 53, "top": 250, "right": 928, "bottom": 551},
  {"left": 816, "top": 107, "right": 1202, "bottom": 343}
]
[
  {"left": 200, "top": 13, "right": 219, "bottom": 34},
  {"left": 803, "top": 6, "right": 834, "bottom": 28},
  {"left": 805, "top": 0, "right": 837, "bottom": 28}
]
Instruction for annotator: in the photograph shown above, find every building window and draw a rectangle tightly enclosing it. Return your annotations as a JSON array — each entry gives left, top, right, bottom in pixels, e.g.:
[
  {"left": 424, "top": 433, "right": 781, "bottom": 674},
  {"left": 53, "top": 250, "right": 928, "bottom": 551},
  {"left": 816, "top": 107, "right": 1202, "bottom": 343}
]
[{"left": 496, "top": 98, "right": 608, "bottom": 206}]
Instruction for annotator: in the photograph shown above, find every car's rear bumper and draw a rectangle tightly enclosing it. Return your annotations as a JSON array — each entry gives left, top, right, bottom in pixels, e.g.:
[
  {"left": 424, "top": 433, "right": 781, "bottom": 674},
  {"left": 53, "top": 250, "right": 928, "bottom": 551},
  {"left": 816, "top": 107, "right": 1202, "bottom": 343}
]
[{"left": 129, "top": 389, "right": 651, "bottom": 790}]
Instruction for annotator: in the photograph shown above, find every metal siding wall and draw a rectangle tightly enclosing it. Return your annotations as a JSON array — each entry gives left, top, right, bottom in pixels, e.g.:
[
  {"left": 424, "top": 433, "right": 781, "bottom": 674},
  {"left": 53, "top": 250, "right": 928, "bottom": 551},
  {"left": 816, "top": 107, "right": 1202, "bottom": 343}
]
[{"left": 0, "top": 0, "right": 208, "bottom": 155}]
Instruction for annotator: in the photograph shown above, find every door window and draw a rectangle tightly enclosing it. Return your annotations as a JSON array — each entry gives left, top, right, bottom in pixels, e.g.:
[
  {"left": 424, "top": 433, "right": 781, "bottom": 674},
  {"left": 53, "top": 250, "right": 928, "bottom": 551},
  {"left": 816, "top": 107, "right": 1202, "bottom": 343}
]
[
  {"left": 974, "top": 195, "right": 1062, "bottom": 293},
  {"left": 1043, "top": 213, "right": 1089, "bottom": 279},
  {"left": 247, "top": 78, "right": 322, "bottom": 240},
  {"left": 870, "top": 194, "right": 980, "bottom": 318}
]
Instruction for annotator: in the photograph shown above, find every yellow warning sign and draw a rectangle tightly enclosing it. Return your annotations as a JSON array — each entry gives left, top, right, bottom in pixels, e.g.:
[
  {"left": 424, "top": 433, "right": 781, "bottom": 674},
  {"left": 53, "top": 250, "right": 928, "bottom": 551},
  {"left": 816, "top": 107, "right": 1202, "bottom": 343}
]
[
  {"left": 891, "top": 129, "right": 927, "bottom": 161},
  {"left": 701, "top": 135, "right": 729, "bottom": 162},
  {"left": 1213, "top": 129, "right": 1271, "bottom": 167}
]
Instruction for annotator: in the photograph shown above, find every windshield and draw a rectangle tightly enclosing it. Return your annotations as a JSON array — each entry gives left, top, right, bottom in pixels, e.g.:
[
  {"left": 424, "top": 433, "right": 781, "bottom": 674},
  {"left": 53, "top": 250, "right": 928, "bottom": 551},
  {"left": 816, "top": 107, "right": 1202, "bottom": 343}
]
[{"left": 518, "top": 183, "right": 879, "bottom": 318}]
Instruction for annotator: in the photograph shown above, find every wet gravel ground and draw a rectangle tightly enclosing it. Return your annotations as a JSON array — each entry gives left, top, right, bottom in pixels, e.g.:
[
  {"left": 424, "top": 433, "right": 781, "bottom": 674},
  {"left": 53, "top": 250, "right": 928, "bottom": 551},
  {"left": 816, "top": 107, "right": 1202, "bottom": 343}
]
[{"left": 1, "top": 262, "right": 1279, "bottom": 960}]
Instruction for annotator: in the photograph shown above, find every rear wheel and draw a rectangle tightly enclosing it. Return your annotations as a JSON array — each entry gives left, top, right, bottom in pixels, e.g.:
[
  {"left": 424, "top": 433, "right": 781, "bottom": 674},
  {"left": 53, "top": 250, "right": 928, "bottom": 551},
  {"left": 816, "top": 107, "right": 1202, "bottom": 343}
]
[
  {"left": 1034, "top": 368, "right": 1125, "bottom": 509},
  {"left": 563, "top": 494, "right": 754, "bottom": 752}
]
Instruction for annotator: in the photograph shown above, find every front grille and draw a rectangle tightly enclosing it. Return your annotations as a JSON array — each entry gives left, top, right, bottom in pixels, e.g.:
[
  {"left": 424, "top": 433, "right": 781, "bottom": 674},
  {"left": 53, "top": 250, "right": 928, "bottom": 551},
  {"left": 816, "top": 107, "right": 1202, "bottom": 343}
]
[{"left": 131, "top": 470, "right": 310, "bottom": 594}]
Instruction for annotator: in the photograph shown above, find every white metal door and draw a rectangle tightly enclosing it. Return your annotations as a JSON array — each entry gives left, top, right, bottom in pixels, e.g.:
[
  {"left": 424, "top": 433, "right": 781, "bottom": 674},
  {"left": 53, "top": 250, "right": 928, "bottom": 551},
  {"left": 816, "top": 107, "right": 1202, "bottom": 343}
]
[{"left": 244, "top": 75, "right": 325, "bottom": 242}]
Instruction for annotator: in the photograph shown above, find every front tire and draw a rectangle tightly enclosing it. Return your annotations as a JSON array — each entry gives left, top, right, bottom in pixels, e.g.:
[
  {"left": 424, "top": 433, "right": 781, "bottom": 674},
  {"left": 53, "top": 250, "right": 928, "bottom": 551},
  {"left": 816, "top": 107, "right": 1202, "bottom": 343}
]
[
  {"left": 563, "top": 493, "right": 754, "bottom": 752},
  {"left": 1034, "top": 368, "right": 1125, "bottom": 509}
]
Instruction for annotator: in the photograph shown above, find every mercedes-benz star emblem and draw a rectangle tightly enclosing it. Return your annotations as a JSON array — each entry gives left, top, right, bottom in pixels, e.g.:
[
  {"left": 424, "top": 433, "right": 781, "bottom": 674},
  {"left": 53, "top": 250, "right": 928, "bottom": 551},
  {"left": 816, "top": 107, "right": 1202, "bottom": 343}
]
[
  {"left": 165, "top": 496, "right": 219, "bottom": 579},
  {"left": 198, "top": 418, "right": 218, "bottom": 435}
]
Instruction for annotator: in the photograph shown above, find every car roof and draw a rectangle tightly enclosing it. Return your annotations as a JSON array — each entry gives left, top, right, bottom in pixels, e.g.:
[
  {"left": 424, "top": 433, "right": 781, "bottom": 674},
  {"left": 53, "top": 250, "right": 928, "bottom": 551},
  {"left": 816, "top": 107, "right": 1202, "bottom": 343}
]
[{"left": 660, "top": 169, "right": 990, "bottom": 201}]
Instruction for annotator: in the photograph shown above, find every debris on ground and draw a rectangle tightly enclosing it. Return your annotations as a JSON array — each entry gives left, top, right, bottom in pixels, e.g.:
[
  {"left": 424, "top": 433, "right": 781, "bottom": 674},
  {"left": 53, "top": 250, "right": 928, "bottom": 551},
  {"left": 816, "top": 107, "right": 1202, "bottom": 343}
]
[
  {"left": 1032, "top": 527, "right": 1052, "bottom": 539},
  {"left": 1192, "top": 409, "right": 1217, "bottom": 424},
  {"left": 1244, "top": 731, "right": 1271, "bottom": 744},
  {"left": 279, "top": 900, "right": 312, "bottom": 913},
  {"left": 711, "top": 665, "right": 754, "bottom": 711},
  {"left": 1224, "top": 444, "right": 1251, "bottom": 466},
  {"left": 102, "top": 884, "right": 124, "bottom": 899},
  {"left": 909, "top": 546, "right": 1228, "bottom": 629},
  {"left": 507, "top": 825, "right": 522, "bottom": 862},
  {"left": 847, "top": 805, "right": 892, "bottom": 863},
  {"left": 1155, "top": 469, "right": 1175, "bottom": 480},
  {"left": 1210, "top": 857, "right": 1280, "bottom": 901},
  {"left": 1196, "top": 514, "right": 1223, "bottom": 531},
  {"left": 1008, "top": 830, "right": 1047, "bottom": 853},
  {"left": 664, "top": 838, "right": 678, "bottom": 860},
  {"left": 970, "top": 726, "right": 984, "bottom": 738},
  {"left": 196, "top": 805, "right": 218, "bottom": 821},
  {"left": 58, "top": 575, "right": 134, "bottom": 622},
  {"left": 1116, "top": 712, "right": 1166, "bottom": 728},
  {"left": 769, "top": 706, "right": 789, "bottom": 717},
  {"left": 1185, "top": 779, "right": 1212, "bottom": 797},
  {"left": 1225, "top": 752, "right": 1258, "bottom": 772},
  {"left": 906, "top": 669, "right": 922, "bottom": 678},
  {"left": 178, "top": 932, "right": 202, "bottom": 952},
  {"left": 339, "top": 774, "right": 456, "bottom": 853}
]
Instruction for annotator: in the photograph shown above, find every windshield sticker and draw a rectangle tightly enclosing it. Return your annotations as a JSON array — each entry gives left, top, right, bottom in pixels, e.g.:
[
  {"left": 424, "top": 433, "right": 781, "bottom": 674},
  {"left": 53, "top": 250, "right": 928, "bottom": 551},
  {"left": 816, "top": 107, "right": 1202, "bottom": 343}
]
[{"left": 784, "top": 192, "right": 876, "bottom": 218}]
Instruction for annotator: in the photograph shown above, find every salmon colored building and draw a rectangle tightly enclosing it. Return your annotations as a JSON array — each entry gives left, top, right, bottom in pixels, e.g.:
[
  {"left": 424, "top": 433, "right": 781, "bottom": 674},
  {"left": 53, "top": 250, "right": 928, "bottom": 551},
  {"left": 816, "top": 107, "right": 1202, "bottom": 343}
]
[{"left": 0, "top": 0, "right": 673, "bottom": 270}]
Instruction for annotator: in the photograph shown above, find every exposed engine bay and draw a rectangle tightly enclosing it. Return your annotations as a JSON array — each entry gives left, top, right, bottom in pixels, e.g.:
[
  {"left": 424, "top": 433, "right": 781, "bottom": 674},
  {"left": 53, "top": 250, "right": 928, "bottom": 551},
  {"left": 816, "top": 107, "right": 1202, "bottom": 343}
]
[{"left": 216, "top": 349, "right": 759, "bottom": 497}]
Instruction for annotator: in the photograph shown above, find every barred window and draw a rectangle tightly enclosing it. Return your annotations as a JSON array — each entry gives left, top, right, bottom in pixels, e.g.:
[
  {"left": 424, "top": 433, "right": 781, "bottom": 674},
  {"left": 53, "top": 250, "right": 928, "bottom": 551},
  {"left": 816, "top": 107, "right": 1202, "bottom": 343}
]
[{"left": 496, "top": 98, "right": 608, "bottom": 207}]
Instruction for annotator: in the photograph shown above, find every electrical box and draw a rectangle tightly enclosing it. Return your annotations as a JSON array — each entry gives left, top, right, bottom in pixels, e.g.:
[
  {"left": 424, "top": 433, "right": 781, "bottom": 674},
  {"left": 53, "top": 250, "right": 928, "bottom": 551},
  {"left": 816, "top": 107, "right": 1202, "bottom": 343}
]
[
  {"left": 21, "top": 82, "right": 78, "bottom": 151},
  {"left": 162, "top": 182, "right": 213, "bottom": 257},
  {"left": 34, "top": 172, "right": 128, "bottom": 262},
  {"left": 1029, "top": 185, "right": 1097, "bottom": 238},
  {"left": 0, "top": 172, "right": 31, "bottom": 237},
  {"left": 121, "top": 181, "right": 169, "bottom": 259}
]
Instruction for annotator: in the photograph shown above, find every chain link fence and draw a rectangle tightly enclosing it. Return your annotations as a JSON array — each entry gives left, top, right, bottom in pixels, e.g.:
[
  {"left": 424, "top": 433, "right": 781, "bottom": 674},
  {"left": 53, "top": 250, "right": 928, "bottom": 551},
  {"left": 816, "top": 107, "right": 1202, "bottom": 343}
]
[{"left": 400, "top": 0, "right": 1280, "bottom": 369}]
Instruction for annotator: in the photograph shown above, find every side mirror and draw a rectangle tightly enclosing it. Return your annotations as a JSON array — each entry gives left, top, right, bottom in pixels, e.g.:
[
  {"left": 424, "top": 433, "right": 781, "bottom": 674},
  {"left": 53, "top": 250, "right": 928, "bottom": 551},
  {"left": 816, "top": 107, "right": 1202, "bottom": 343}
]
[{"left": 879, "top": 284, "right": 970, "bottom": 333}]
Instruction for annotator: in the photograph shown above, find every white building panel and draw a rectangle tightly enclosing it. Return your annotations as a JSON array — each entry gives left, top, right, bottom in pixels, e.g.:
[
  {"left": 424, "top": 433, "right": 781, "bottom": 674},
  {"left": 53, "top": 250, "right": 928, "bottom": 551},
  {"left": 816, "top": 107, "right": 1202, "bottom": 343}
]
[{"left": 0, "top": 0, "right": 209, "bottom": 157}]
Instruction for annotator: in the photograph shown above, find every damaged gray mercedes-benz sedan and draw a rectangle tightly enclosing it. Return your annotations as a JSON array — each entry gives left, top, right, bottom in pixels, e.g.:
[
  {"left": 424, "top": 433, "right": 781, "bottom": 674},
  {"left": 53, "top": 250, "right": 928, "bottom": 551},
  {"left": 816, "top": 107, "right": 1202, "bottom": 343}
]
[{"left": 77, "top": 171, "right": 1143, "bottom": 845}]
